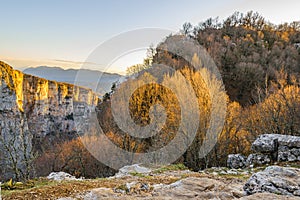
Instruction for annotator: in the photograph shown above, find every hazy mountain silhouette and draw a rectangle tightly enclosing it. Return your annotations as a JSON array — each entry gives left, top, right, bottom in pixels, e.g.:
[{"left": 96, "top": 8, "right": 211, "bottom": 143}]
[{"left": 23, "top": 66, "right": 124, "bottom": 96}]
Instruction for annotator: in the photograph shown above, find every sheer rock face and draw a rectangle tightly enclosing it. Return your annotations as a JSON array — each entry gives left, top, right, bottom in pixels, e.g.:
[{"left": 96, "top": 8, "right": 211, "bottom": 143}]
[
  {"left": 0, "top": 61, "right": 99, "bottom": 180},
  {"left": 0, "top": 61, "right": 98, "bottom": 135},
  {"left": 244, "top": 166, "right": 300, "bottom": 197}
]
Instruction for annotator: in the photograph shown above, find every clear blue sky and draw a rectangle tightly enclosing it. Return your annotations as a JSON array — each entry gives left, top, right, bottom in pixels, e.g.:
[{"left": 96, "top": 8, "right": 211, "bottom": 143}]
[{"left": 1, "top": 0, "right": 300, "bottom": 73}]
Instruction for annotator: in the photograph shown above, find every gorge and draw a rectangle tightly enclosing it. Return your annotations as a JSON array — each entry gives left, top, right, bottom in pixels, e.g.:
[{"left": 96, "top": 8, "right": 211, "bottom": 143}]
[{"left": 0, "top": 61, "right": 99, "bottom": 180}]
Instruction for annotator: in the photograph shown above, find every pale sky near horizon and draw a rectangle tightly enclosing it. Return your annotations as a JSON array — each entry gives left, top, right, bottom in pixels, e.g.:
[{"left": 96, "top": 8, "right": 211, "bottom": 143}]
[{"left": 1, "top": 0, "right": 300, "bottom": 74}]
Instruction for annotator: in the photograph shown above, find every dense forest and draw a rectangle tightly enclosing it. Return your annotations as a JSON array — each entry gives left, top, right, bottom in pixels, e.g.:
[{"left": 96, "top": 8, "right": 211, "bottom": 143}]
[{"left": 38, "top": 11, "right": 300, "bottom": 177}]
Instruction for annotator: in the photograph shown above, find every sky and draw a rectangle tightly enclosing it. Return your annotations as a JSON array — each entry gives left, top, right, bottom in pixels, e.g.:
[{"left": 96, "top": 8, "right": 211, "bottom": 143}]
[{"left": 1, "top": 0, "right": 300, "bottom": 74}]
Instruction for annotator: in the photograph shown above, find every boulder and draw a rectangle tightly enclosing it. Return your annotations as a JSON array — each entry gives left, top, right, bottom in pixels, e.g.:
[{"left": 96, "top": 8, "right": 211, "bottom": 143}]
[
  {"left": 251, "top": 134, "right": 300, "bottom": 153},
  {"left": 227, "top": 134, "right": 300, "bottom": 168},
  {"left": 227, "top": 154, "right": 247, "bottom": 169},
  {"left": 47, "top": 172, "right": 81, "bottom": 181},
  {"left": 246, "top": 153, "right": 271, "bottom": 166},
  {"left": 244, "top": 166, "right": 300, "bottom": 197},
  {"left": 114, "top": 164, "right": 151, "bottom": 178},
  {"left": 251, "top": 134, "right": 300, "bottom": 164}
]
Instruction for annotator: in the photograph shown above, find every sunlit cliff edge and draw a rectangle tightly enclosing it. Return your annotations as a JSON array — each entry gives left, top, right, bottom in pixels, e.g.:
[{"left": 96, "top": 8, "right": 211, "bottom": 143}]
[{"left": 0, "top": 61, "right": 99, "bottom": 180}]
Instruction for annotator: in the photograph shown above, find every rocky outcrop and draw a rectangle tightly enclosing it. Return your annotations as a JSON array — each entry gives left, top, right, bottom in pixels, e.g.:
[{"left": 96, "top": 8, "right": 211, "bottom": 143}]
[
  {"left": 244, "top": 166, "right": 300, "bottom": 197},
  {"left": 228, "top": 134, "right": 300, "bottom": 169},
  {"left": 0, "top": 61, "right": 99, "bottom": 180},
  {"left": 251, "top": 134, "right": 300, "bottom": 163},
  {"left": 252, "top": 134, "right": 300, "bottom": 154}
]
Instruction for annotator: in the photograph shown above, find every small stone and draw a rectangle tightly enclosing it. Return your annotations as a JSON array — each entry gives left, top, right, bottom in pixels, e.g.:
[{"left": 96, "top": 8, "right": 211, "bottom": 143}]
[
  {"left": 219, "top": 170, "right": 227, "bottom": 175},
  {"left": 288, "top": 153, "right": 297, "bottom": 162},
  {"left": 227, "top": 169, "right": 238, "bottom": 175},
  {"left": 294, "top": 190, "right": 300, "bottom": 196}
]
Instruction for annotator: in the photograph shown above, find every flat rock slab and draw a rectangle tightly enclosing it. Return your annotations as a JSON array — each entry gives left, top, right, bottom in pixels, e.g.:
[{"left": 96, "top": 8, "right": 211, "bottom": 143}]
[
  {"left": 244, "top": 166, "right": 300, "bottom": 197},
  {"left": 79, "top": 177, "right": 245, "bottom": 200},
  {"left": 153, "top": 177, "right": 245, "bottom": 199}
]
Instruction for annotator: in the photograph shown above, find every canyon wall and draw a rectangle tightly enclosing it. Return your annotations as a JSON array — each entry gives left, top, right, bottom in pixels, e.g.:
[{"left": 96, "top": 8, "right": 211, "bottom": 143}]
[{"left": 0, "top": 61, "right": 99, "bottom": 180}]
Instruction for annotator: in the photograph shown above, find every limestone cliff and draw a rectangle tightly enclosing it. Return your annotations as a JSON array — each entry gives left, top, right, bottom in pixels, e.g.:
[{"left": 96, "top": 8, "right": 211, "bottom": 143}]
[{"left": 0, "top": 61, "right": 99, "bottom": 180}]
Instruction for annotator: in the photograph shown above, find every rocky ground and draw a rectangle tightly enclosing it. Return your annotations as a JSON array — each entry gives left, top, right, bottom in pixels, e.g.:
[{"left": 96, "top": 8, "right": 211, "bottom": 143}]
[{"left": 2, "top": 163, "right": 300, "bottom": 200}]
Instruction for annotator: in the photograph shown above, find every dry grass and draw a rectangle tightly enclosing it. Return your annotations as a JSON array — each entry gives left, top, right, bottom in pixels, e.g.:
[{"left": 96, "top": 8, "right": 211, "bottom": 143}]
[{"left": 2, "top": 175, "right": 181, "bottom": 200}]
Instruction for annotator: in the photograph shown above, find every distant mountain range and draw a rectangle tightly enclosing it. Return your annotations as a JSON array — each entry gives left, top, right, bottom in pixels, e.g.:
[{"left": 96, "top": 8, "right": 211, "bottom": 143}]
[{"left": 23, "top": 66, "right": 124, "bottom": 96}]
